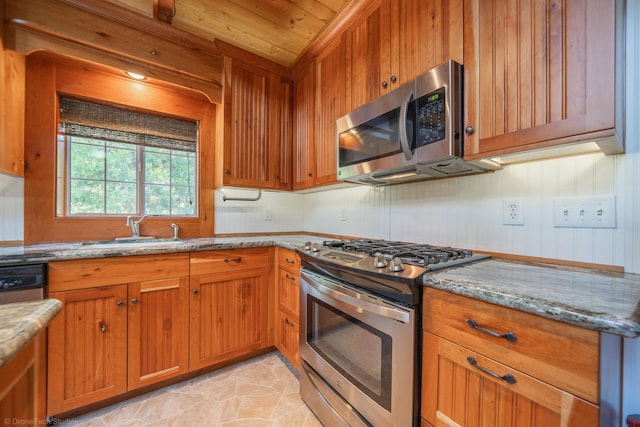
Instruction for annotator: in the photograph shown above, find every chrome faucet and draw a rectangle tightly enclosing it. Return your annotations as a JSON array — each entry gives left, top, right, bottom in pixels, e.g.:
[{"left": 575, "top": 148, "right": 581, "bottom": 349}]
[{"left": 126, "top": 215, "right": 147, "bottom": 238}]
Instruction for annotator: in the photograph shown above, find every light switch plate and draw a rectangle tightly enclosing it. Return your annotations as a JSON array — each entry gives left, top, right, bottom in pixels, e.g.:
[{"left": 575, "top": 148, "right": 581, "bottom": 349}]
[{"left": 553, "top": 196, "right": 616, "bottom": 228}]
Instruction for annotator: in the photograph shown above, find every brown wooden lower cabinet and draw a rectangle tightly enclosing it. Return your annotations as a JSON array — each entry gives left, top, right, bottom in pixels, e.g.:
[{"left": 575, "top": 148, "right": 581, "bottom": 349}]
[
  {"left": 127, "top": 278, "right": 189, "bottom": 390},
  {"left": 47, "top": 286, "right": 128, "bottom": 415},
  {"left": 421, "top": 288, "right": 599, "bottom": 427},
  {"left": 189, "top": 267, "right": 270, "bottom": 370},
  {"left": 0, "top": 331, "right": 46, "bottom": 424},
  {"left": 47, "top": 254, "right": 191, "bottom": 416},
  {"left": 274, "top": 248, "right": 300, "bottom": 368}
]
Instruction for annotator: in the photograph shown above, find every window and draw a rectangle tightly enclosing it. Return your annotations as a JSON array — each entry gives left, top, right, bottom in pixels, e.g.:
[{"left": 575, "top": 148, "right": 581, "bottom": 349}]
[{"left": 57, "top": 97, "right": 198, "bottom": 217}]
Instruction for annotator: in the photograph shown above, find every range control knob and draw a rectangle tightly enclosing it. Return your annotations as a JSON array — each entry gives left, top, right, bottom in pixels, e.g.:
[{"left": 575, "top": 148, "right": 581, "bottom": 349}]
[
  {"left": 304, "top": 241, "right": 312, "bottom": 251},
  {"left": 373, "top": 255, "right": 388, "bottom": 268},
  {"left": 311, "top": 243, "right": 320, "bottom": 252},
  {"left": 389, "top": 257, "right": 405, "bottom": 272}
]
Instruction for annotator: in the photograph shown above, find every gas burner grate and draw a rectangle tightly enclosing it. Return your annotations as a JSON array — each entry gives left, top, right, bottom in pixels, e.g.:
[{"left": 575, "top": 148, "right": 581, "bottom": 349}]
[{"left": 324, "top": 239, "right": 475, "bottom": 267}]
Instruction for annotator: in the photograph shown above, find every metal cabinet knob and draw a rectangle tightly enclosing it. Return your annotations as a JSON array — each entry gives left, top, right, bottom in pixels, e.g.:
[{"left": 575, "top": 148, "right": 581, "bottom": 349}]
[
  {"left": 381, "top": 80, "right": 388, "bottom": 88},
  {"left": 224, "top": 169, "right": 231, "bottom": 174},
  {"left": 390, "top": 75, "right": 397, "bottom": 83},
  {"left": 100, "top": 323, "right": 106, "bottom": 333},
  {"left": 116, "top": 300, "right": 124, "bottom": 307},
  {"left": 465, "top": 126, "right": 474, "bottom": 135},
  {"left": 192, "top": 289, "right": 199, "bottom": 295},
  {"left": 131, "top": 298, "right": 138, "bottom": 304}
]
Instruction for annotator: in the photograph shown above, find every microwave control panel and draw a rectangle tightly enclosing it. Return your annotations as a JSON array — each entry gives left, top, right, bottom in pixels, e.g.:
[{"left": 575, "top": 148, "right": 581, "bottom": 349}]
[{"left": 416, "top": 88, "right": 446, "bottom": 146}]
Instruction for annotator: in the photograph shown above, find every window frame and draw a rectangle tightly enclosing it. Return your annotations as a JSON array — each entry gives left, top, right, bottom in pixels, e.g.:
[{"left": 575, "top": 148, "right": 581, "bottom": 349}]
[{"left": 24, "top": 53, "right": 215, "bottom": 243}]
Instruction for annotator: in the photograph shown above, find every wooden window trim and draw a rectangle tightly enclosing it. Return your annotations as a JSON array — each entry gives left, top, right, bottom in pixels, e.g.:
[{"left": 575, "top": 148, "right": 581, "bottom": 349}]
[{"left": 24, "top": 53, "right": 215, "bottom": 243}]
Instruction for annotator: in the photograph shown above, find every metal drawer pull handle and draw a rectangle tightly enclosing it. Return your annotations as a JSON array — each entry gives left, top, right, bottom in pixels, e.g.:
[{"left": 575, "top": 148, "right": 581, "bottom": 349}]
[
  {"left": 285, "top": 258, "right": 296, "bottom": 264},
  {"left": 467, "top": 319, "right": 517, "bottom": 342},
  {"left": 224, "top": 257, "right": 242, "bottom": 263},
  {"left": 467, "top": 357, "right": 517, "bottom": 384},
  {"left": 285, "top": 317, "right": 296, "bottom": 327},
  {"left": 285, "top": 273, "right": 295, "bottom": 281}
]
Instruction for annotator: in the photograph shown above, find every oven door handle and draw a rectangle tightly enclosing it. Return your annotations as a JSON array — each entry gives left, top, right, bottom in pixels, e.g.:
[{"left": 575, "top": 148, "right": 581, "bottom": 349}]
[{"left": 304, "top": 273, "right": 410, "bottom": 323}]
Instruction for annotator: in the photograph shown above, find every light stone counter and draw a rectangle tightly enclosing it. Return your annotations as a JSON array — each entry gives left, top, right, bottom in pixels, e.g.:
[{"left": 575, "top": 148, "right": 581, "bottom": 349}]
[
  {"left": 423, "top": 259, "right": 640, "bottom": 338},
  {"left": 0, "top": 299, "right": 62, "bottom": 368}
]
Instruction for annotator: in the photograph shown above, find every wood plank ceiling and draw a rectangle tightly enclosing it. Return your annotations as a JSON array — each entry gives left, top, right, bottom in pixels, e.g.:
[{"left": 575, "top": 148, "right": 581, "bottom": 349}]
[{"left": 111, "top": 0, "right": 355, "bottom": 67}]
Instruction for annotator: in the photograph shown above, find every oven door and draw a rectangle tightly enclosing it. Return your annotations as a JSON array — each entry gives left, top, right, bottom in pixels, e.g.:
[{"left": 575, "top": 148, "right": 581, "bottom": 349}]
[{"left": 299, "top": 269, "right": 417, "bottom": 427}]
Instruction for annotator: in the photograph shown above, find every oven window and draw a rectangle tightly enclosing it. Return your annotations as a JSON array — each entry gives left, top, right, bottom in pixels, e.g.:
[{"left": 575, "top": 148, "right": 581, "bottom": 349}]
[{"left": 307, "top": 296, "right": 392, "bottom": 411}]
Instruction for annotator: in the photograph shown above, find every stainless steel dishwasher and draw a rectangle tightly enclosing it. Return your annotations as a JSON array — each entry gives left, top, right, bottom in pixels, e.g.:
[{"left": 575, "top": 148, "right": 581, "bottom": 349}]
[{"left": 0, "top": 264, "right": 46, "bottom": 304}]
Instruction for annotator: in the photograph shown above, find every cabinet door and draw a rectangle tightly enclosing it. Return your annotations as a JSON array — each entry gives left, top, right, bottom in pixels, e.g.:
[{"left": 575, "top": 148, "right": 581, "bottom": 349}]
[
  {"left": 189, "top": 268, "right": 269, "bottom": 370},
  {"left": 222, "top": 59, "right": 275, "bottom": 188},
  {"left": 276, "top": 310, "right": 299, "bottom": 369},
  {"left": 463, "top": 0, "right": 617, "bottom": 159},
  {"left": 0, "top": 49, "right": 26, "bottom": 176},
  {"left": 315, "top": 35, "right": 345, "bottom": 186},
  {"left": 395, "top": 0, "right": 463, "bottom": 85},
  {"left": 127, "top": 277, "right": 189, "bottom": 390},
  {"left": 271, "top": 75, "right": 293, "bottom": 190},
  {"left": 292, "top": 62, "right": 316, "bottom": 190},
  {"left": 47, "top": 286, "right": 127, "bottom": 415},
  {"left": 421, "top": 332, "right": 598, "bottom": 427},
  {"left": 344, "top": 0, "right": 392, "bottom": 111}
]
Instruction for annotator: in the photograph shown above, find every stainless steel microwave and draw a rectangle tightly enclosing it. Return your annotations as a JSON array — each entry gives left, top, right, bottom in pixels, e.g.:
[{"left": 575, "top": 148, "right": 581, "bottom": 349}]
[{"left": 336, "top": 60, "right": 500, "bottom": 185}]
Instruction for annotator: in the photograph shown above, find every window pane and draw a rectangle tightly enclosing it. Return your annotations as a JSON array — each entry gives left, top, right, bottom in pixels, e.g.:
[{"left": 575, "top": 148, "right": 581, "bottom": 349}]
[
  {"left": 70, "top": 180, "right": 105, "bottom": 214},
  {"left": 106, "top": 145, "right": 137, "bottom": 182},
  {"left": 70, "top": 142, "right": 105, "bottom": 180},
  {"left": 172, "top": 185, "right": 196, "bottom": 215},
  {"left": 145, "top": 150, "right": 171, "bottom": 185},
  {"left": 106, "top": 182, "right": 136, "bottom": 214},
  {"left": 145, "top": 184, "right": 171, "bottom": 215},
  {"left": 171, "top": 153, "right": 195, "bottom": 186}
]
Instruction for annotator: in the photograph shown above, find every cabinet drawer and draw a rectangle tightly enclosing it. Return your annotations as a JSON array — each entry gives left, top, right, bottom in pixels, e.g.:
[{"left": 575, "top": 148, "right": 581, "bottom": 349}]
[
  {"left": 48, "top": 253, "right": 190, "bottom": 292},
  {"left": 276, "top": 309, "right": 299, "bottom": 369},
  {"left": 423, "top": 287, "right": 599, "bottom": 403},
  {"left": 277, "top": 248, "right": 300, "bottom": 272},
  {"left": 278, "top": 269, "right": 299, "bottom": 316},
  {"left": 422, "top": 331, "right": 598, "bottom": 427},
  {"left": 190, "top": 248, "right": 270, "bottom": 276}
]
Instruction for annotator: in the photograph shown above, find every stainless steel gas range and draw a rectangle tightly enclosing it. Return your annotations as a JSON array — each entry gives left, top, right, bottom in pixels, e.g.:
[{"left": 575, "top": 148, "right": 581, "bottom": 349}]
[{"left": 297, "top": 239, "right": 490, "bottom": 427}]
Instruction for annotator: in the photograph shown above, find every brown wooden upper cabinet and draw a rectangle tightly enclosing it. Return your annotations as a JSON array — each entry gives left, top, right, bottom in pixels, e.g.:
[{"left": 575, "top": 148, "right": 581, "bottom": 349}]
[
  {"left": 0, "top": 49, "right": 26, "bottom": 177},
  {"left": 217, "top": 57, "right": 292, "bottom": 190},
  {"left": 293, "top": 62, "right": 317, "bottom": 190},
  {"left": 345, "top": 0, "right": 463, "bottom": 112},
  {"left": 462, "top": 0, "right": 622, "bottom": 160}
]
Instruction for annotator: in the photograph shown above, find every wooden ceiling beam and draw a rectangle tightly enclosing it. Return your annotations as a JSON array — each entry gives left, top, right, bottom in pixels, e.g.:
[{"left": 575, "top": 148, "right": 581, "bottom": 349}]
[{"left": 154, "top": 0, "right": 174, "bottom": 24}]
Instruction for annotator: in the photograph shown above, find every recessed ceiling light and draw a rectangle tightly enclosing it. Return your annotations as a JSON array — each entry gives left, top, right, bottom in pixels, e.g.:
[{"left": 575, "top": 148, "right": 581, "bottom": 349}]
[{"left": 125, "top": 71, "right": 146, "bottom": 80}]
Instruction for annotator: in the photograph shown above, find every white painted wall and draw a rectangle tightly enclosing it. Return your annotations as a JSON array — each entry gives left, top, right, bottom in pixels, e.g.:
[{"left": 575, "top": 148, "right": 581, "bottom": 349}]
[{"left": 0, "top": 174, "right": 24, "bottom": 241}]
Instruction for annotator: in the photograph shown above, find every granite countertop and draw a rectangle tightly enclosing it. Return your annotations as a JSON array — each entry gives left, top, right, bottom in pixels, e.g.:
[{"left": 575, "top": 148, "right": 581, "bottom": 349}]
[
  {"left": 2, "top": 235, "right": 639, "bottom": 339},
  {"left": 423, "top": 258, "right": 640, "bottom": 338},
  {"left": 0, "top": 235, "right": 324, "bottom": 266},
  {"left": 0, "top": 299, "right": 62, "bottom": 368}
]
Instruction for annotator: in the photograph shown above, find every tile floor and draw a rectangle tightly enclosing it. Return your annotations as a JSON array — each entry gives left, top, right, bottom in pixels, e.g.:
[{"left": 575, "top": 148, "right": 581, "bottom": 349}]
[{"left": 61, "top": 352, "right": 322, "bottom": 427}]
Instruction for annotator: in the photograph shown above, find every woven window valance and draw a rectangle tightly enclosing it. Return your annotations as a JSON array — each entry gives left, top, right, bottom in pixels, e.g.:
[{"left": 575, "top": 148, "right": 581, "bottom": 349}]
[{"left": 59, "top": 97, "right": 198, "bottom": 152}]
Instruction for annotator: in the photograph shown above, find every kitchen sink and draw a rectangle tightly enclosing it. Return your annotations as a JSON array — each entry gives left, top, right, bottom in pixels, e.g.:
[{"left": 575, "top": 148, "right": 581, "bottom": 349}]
[{"left": 80, "top": 238, "right": 184, "bottom": 249}]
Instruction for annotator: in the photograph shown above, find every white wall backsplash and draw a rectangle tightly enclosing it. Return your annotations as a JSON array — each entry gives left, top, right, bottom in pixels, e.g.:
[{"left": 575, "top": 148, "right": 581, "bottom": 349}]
[
  {"left": 0, "top": 174, "right": 24, "bottom": 241},
  {"left": 302, "top": 152, "right": 628, "bottom": 269},
  {"left": 214, "top": 188, "right": 304, "bottom": 234}
]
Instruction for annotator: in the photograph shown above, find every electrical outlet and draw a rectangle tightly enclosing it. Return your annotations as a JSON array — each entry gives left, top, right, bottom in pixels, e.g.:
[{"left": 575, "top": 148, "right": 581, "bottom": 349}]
[
  {"left": 264, "top": 209, "right": 272, "bottom": 221},
  {"left": 553, "top": 196, "right": 616, "bottom": 228},
  {"left": 340, "top": 208, "right": 348, "bottom": 221},
  {"left": 503, "top": 199, "right": 524, "bottom": 225}
]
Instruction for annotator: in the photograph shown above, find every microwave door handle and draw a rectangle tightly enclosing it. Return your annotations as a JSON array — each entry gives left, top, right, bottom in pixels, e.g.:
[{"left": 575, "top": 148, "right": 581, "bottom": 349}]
[{"left": 399, "top": 90, "right": 414, "bottom": 161}]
